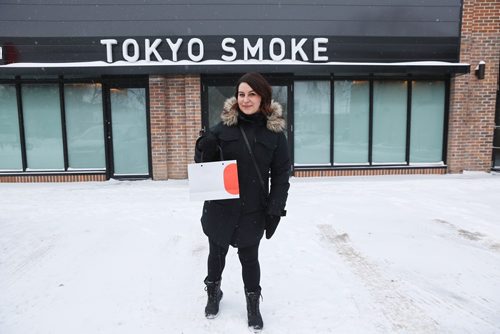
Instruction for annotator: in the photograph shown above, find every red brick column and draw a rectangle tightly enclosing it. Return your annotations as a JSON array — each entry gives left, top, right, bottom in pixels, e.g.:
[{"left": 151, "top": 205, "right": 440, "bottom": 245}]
[
  {"left": 149, "top": 75, "right": 169, "bottom": 180},
  {"left": 164, "top": 75, "right": 187, "bottom": 179},
  {"left": 149, "top": 74, "right": 202, "bottom": 180},
  {"left": 185, "top": 74, "right": 202, "bottom": 168},
  {"left": 448, "top": 0, "right": 500, "bottom": 173}
]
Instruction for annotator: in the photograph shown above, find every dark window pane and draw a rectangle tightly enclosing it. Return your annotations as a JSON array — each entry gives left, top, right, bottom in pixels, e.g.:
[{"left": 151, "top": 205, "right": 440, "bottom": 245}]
[
  {"left": 207, "top": 86, "right": 233, "bottom": 128},
  {"left": 493, "top": 148, "right": 500, "bottom": 168},
  {"left": 494, "top": 128, "right": 500, "bottom": 148}
]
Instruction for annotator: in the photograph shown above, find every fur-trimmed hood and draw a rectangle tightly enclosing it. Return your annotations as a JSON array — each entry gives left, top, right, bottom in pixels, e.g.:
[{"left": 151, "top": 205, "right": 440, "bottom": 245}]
[{"left": 220, "top": 97, "right": 286, "bottom": 133}]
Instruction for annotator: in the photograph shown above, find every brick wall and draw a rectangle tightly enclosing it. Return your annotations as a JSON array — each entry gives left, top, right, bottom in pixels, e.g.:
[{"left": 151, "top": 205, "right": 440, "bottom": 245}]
[
  {"left": 294, "top": 168, "right": 446, "bottom": 178},
  {"left": 149, "top": 74, "right": 202, "bottom": 180},
  {"left": 448, "top": 0, "right": 500, "bottom": 173},
  {"left": 149, "top": 75, "right": 169, "bottom": 179},
  {"left": 0, "top": 174, "right": 106, "bottom": 183}
]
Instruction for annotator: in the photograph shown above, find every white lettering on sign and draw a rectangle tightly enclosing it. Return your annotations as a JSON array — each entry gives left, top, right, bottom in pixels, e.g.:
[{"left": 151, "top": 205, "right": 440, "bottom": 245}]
[
  {"left": 221, "top": 38, "right": 237, "bottom": 61},
  {"left": 188, "top": 38, "right": 204, "bottom": 62},
  {"left": 100, "top": 39, "right": 118, "bottom": 63},
  {"left": 313, "top": 38, "right": 328, "bottom": 61},
  {"left": 269, "top": 38, "right": 285, "bottom": 61},
  {"left": 166, "top": 38, "right": 183, "bottom": 62},
  {"left": 98, "top": 37, "right": 330, "bottom": 63},
  {"left": 243, "top": 38, "right": 263, "bottom": 61},
  {"left": 122, "top": 39, "right": 140, "bottom": 62},
  {"left": 291, "top": 38, "right": 308, "bottom": 61},
  {"left": 145, "top": 38, "right": 163, "bottom": 62}
]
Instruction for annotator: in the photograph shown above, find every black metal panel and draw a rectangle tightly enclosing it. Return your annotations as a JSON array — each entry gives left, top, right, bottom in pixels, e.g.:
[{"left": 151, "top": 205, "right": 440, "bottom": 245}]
[
  {"left": 1, "top": 4, "right": 461, "bottom": 23},
  {"left": 0, "top": 1, "right": 464, "bottom": 73},
  {"left": 0, "top": 0, "right": 461, "bottom": 4},
  {"left": 0, "top": 36, "right": 461, "bottom": 64},
  {"left": 0, "top": 62, "right": 470, "bottom": 77},
  {"left": 0, "top": 1, "right": 461, "bottom": 38}
]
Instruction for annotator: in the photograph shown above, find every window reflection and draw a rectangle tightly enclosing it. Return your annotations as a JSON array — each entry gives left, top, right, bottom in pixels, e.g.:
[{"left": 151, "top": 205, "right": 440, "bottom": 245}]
[
  {"left": 65, "top": 83, "right": 105, "bottom": 169},
  {"left": 294, "top": 81, "right": 330, "bottom": 166},
  {"left": 0, "top": 84, "right": 22, "bottom": 170},
  {"left": 334, "top": 80, "right": 369, "bottom": 164},
  {"left": 372, "top": 81, "right": 407, "bottom": 164},
  {"left": 22, "top": 84, "right": 65, "bottom": 170}
]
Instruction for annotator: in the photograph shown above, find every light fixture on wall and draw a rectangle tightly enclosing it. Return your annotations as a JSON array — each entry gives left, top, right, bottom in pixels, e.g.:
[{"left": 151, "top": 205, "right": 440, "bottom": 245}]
[{"left": 475, "top": 60, "right": 486, "bottom": 80}]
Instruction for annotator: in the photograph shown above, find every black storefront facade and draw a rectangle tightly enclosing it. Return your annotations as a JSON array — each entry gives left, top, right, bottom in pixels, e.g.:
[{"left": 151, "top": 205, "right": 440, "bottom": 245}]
[{"left": 2, "top": 0, "right": 498, "bottom": 182}]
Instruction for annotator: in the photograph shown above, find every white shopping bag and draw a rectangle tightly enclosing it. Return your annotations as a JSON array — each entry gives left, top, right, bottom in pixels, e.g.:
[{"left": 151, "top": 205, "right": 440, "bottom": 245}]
[{"left": 188, "top": 160, "right": 240, "bottom": 201}]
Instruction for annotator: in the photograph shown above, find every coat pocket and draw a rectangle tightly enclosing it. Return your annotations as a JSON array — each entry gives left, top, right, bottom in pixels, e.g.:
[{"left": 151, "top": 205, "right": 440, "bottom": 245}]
[
  {"left": 218, "top": 132, "right": 240, "bottom": 159},
  {"left": 255, "top": 136, "right": 277, "bottom": 167}
]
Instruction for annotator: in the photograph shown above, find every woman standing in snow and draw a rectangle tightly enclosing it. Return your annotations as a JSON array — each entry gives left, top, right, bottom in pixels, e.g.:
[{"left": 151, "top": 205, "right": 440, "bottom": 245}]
[{"left": 194, "top": 72, "right": 291, "bottom": 331}]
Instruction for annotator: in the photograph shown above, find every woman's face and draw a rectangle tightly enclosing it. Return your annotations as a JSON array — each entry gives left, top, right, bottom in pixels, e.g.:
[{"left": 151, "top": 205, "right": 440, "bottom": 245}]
[{"left": 237, "top": 82, "right": 262, "bottom": 115}]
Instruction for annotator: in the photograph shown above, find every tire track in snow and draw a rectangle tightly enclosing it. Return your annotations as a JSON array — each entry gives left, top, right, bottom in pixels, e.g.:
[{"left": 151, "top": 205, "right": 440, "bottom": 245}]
[
  {"left": 1, "top": 238, "right": 57, "bottom": 288},
  {"left": 318, "top": 224, "right": 440, "bottom": 334},
  {"left": 432, "top": 219, "right": 500, "bottom": 253}
]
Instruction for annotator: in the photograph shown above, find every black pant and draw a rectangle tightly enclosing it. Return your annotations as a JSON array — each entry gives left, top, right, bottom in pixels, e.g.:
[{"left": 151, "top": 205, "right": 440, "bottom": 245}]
[{"left": 207, "top": 239, "right": 261, "bottom": 292}]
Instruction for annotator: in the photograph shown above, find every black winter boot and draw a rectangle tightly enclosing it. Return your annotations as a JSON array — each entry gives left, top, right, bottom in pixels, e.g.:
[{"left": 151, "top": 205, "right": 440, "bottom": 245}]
[
  {"left": 245, "top": 287, "right": 263, "bottom": 332},
  {"left": 204, "top": 278, "right": 223, "bottom": 319}
]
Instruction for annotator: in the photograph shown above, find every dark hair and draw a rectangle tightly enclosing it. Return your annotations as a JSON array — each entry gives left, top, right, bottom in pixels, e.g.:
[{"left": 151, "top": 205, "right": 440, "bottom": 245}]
[{"left": 234, "top": 72, "right": 273, "bottom": 116}]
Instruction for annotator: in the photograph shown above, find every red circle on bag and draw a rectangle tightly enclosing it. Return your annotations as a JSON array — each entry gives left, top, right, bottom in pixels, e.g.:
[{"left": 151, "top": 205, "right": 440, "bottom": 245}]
[{"left": 223, "top": 163, "right": 239, "bottom": 195}]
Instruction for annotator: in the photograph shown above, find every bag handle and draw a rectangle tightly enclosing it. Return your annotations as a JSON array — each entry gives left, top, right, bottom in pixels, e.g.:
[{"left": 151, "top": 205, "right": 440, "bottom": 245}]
[{"left": 239, "top": 126, "right": 269, "bottom": 197}]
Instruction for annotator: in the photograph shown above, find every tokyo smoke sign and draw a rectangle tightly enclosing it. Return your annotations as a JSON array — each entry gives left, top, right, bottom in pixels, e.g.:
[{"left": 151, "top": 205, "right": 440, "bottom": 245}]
[{"left": 100, "top": 37, "right": 329, "bottom": 63}]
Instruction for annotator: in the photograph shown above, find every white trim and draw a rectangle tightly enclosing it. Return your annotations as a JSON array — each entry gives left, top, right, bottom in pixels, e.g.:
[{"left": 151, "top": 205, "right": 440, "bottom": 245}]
[
  {"left": 0, "top": 59, "right": 470, "bottom": 69},
  {"left": 409, "top": 162, "right": 445, "bottom": 167},
  {"left": 371, "top": 162, "right": 407, "bottom": 165},
  {"left": 293, "top": 163, "right": 331, "bottom": 167},
  {"left": 333, "top": 162, "right": 370, "bottom": 166},
  {"left": 25, "top": 168, "right": 65, "bottom": 172},
  {"left": 67, "top": 167, "right": 106, "bottom": 171}
]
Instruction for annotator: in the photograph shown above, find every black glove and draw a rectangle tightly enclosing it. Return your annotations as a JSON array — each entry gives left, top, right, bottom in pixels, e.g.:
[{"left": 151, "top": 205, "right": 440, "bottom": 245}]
[
  {"left": 196, "top": 132, "right": 218, "bottom": 155},
  {"left": 265, "top": 214, "right": 281, "bottom": 239}
]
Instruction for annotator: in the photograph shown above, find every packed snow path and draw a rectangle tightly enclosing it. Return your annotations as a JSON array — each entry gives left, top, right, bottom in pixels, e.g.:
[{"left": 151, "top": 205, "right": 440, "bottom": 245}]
[{"left": 1, "top": 173, "right": 499, "bottom": 334}]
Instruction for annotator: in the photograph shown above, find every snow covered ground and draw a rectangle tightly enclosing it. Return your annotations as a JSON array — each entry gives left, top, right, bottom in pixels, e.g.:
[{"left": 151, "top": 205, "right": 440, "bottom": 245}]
[{"left": 1, "top": 173, "right": 499, "bottom": 334}]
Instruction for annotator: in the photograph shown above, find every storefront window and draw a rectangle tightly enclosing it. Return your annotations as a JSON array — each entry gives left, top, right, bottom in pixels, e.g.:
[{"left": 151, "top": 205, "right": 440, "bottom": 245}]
[
  {"left": 494, "top": 149, "right": 500, "bottom": 168},
  {"left": 410, "top": 81, "right": 445, "bottom": 163},
  {"left": 22, "top": 84, "right": 64, "bottom": 170},
  {"left": 272, "top": 85, "right": 288, "bottom": 129},
  {"left": 372, "top": 81, "right": 407, "bottom": 164},
  {"left": 110, "top": 87, "right": 148, "bottom": 175},
  {"left": 294, "top": 81, "right": 330, "bottom": 165},
  {"left": 334, "top": 80, "right": 369, "bottom": 164},
  {"left": 0, "top": 84, "right": 22, "bottom": 170},
  {"left": 204, "top": 76, "right": 447, "bottom": 169},
  {"left": 493, "top": 128, "right": 500, "bottom": 168},
  {"left": 492, "top": 84, "right": 499, "bottom": 169},
  {"left": 207, "top": 86, "right": 233, "bottom": 128},
  {"left": 64, "top": 83, "right": 105, "bottom": 169}
]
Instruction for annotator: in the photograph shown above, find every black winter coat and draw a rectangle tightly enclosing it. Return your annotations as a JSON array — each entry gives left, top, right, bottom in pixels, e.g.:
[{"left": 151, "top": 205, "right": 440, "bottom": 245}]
[{"left": 194, "top": 97, "right": 291, "bottom": 248}]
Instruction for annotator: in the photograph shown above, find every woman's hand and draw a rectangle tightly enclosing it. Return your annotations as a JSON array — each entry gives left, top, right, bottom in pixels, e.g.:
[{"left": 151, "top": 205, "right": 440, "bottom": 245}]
[
  {"left": 265, "top": 214, "right": 281, "bottom": 239},
  {"left": 196, "top": 132, "right": 218, "bottom": 155}
]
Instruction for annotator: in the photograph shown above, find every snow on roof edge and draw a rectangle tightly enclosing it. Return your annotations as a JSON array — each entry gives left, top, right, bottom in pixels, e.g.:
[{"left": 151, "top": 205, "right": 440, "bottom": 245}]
[{"left": 0, "top": 60, "right": 470, "bottom": 69}]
